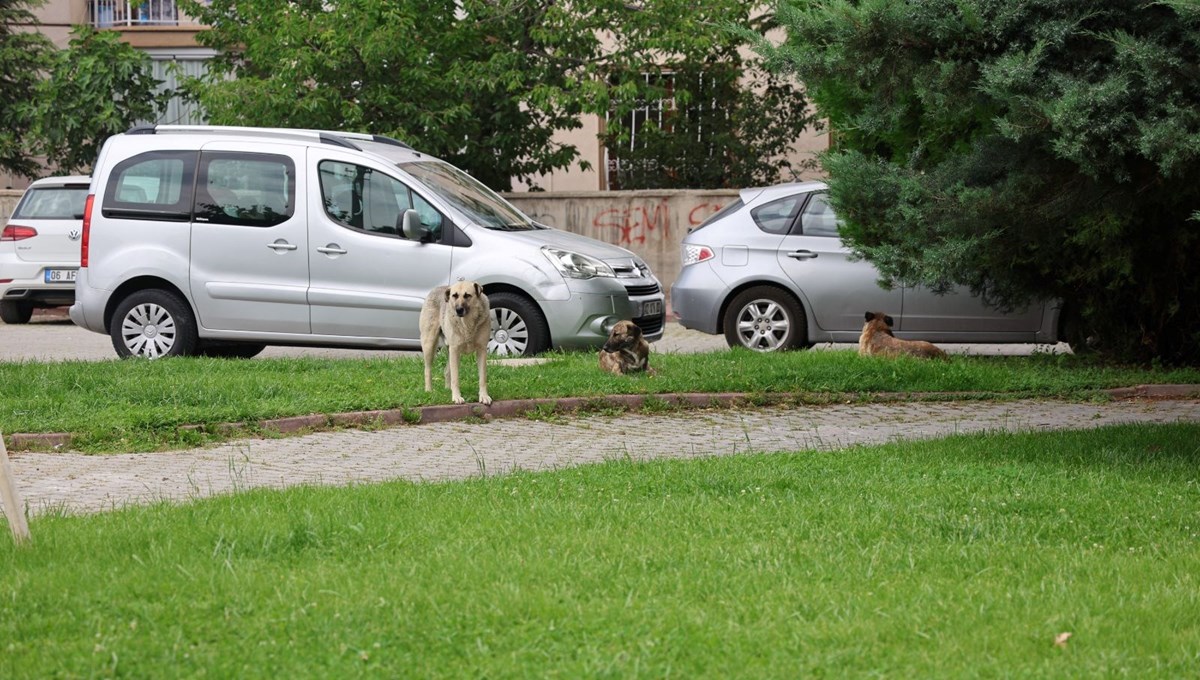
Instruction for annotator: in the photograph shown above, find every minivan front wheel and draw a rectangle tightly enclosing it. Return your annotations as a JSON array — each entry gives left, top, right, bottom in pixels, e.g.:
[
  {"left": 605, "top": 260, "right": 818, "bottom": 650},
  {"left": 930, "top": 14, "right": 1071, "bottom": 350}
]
[
  {"left": 723, "top": 286, "right": 807, "bottom": 352},
  {"left": 486, "top": 292, "right": 550, "bottom": 357},
  {"left": 110, "top": 289, "right": 199, "bottom": 359}
]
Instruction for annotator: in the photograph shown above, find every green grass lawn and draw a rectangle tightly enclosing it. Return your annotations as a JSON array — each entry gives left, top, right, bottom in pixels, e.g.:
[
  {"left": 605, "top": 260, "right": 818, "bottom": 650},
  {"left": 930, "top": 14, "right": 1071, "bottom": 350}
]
[
  {"left": 2, "top": 423, "right": 1198, "bottom": 677},
  {"left": 2, "top": 348, "right": 1198, "bottom": 452}
]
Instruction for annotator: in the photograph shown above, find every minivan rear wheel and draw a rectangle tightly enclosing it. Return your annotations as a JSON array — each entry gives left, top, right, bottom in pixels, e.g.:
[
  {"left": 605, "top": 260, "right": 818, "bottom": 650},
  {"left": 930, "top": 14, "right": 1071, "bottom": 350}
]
[
  {"left": 110, "top": 289, "right": 199, "bottom": 359},
  {"left": 0, "top": 301, "right": 33, "bottom": 325},
  {"left": 723, "top": 286, "right": 807, "bottom": 352},
  {"left": 486, "top": 292, "right": 550, "bottom": 357}
]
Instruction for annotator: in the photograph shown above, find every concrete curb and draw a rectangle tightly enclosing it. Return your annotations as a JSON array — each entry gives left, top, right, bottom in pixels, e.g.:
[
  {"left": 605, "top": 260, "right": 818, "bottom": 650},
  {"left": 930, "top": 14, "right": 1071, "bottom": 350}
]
[{"left": 5, "top": 385, "right": 1198, "bottom": 452}]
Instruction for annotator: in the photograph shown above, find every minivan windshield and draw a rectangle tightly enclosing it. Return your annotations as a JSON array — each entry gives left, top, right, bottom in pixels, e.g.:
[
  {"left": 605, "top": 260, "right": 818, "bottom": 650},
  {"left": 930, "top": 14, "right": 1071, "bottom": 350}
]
[{"left": 401, "top": 161, "right": 537, "bottom": 231}]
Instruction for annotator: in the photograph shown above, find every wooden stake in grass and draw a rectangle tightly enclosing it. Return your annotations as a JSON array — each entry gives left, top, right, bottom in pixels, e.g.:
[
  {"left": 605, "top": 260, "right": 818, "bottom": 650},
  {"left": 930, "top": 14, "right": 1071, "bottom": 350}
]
[{"left": 0, "top": 432, "right": 31, "bottom": 545}]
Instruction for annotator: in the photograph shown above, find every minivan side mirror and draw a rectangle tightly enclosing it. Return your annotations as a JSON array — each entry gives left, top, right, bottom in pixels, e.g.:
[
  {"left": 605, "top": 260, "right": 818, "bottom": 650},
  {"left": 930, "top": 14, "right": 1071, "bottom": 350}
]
[{"left": 400, "top": 209, "right": 429, "bottom": 241}]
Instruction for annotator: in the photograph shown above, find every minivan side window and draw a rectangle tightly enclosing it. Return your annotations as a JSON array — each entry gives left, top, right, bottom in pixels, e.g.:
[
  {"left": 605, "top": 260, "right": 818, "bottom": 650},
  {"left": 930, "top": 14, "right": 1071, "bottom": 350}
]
[
  {"left": 318, "top": 161, "right": 444, "bottom": 241},
  {"left": 101, "top": 150, "right": 197, "bottom": 222},
  {"left": 750, "top": 195, "right": 804, "bottom": 235},
  {"left": 798, "top": 193, "right": 841, "bottom": 237},
  {"left": 195, "top": 152, "right": 295, "bottom": 227}
]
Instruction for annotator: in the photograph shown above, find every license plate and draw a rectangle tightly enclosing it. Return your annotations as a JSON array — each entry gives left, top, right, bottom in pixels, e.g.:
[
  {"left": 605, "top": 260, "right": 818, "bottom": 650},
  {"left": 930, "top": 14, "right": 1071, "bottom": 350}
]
[
  {"left": 641, "top": 299, "right": 663, "bottom": 317},
  {"left": 44, "top": 268, "right": 77, "bottom": 283}
]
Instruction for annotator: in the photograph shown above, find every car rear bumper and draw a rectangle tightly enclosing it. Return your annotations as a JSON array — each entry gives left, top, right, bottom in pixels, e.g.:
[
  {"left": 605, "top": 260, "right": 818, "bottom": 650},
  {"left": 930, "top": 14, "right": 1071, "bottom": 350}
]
[
  {"left": 0, "top": 260, "right": 76, "bottom": 308},
  {"left": 670, "top": 265, "right": 724, "bottom": 335}
]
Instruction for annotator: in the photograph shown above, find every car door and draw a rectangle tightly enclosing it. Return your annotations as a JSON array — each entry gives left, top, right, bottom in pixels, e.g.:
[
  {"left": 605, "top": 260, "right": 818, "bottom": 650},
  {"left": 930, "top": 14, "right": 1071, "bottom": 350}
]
[
  {"left": 778, "top": 192, "right": 901, "bottom": 335},
  {"left": 899, "top": 284, "right": 1045, "bottom": 334},
  {"left": 306, "top": 154, "right": 454, "bottom": 340},
  {"left": 189, "top": 142, "right": 311, "bottom": 333}
]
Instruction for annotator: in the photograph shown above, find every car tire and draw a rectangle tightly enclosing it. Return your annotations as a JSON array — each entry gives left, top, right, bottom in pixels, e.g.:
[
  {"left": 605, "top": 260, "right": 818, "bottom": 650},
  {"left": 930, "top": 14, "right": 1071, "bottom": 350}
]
[
  {"left": 486, "top": 291, "right": 550, "bottom": 357},
  {"left": 723, "top": 286, "right": 808, "bottom": 352},
  {"left": 198, "top": 342, "right": 267, "bottom": 359},
  {"left": 0, "top": 301, "right": 34, "bottom": 325},
  {"left": 110, "top": 289, "right": 199, "bottom": 359}
]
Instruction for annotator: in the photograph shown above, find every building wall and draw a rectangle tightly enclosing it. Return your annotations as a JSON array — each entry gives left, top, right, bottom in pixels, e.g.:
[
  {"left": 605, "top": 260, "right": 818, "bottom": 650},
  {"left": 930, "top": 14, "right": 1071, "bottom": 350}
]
[
  {"left": 0, "top": 190, "right": 21, "bottom": 222},
  {"left": 503, "top": 190, "right": 741, "bottom": 304}
]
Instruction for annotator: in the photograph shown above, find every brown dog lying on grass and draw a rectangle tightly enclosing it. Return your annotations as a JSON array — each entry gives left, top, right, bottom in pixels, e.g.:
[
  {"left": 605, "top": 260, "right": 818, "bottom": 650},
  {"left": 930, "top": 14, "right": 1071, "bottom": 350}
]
[
  {"left": 859, "top": 311, "right": 948, "bottom": 359},
  {"left": 599, "top": 320, "right": 654, "bottom": 375}
]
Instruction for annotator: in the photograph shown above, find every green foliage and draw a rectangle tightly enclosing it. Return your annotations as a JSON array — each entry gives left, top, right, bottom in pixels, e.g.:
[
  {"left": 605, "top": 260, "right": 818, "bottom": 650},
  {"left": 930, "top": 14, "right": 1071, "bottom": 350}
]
[
  {"left": 177, "top": 0, "right": 809, "bottom": 191},
  {"left": 758, "top": 0, "right": 1200, "bottom": 363},
  {"left": 33, "top": 26, "right": 167, "bottom": 174},
  {"left": 0, "top": 0, "right": 52, "bottom": 177}
]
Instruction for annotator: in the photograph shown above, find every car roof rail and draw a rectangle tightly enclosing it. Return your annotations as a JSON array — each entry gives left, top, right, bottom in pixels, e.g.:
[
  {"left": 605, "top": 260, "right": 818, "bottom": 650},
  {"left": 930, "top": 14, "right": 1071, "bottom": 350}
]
[{"left": 117, "top": 125, "right": 420, "bottom": 154}]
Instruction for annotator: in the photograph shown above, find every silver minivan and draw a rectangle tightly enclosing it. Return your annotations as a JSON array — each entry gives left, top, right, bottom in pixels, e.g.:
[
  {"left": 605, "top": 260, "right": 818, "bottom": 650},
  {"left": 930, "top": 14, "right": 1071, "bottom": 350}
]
[
  {"left": 671, "top": 181, "right": 1060, "bottom": 351},
  {"left": 71, "top": 125, "right": 665, "bottom": 358}
]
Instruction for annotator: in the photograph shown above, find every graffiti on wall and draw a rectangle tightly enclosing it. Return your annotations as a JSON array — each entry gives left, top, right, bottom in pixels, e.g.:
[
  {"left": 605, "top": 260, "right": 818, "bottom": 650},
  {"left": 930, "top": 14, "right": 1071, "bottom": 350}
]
[
  {"left": 686, "top": 202, "right": 725, "bottom": 229},
  {"left": 592, "top": 201, "right": 669, "bottom": 246},
  {"left": 589, "top": 200, "right": 725, "bottom": 246}
]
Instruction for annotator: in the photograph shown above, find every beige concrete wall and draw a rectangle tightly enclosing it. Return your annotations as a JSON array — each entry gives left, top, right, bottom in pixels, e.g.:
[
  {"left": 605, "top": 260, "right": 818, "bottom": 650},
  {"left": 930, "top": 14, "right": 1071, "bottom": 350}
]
[
  {"left": 1, "top": 190, "right": 21, "bottom": 222},
  {"left": 504, "top": 189, "right": 741, "bottom": 304}
]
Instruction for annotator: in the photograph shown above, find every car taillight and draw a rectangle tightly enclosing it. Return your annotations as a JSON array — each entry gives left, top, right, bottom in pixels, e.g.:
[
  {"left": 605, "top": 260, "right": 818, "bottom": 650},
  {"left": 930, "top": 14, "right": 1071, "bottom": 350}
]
[
  {"left": 681, "top": 244, "right": 715, "bottom": 266},
  {"left": 0, "top": 225, "right": 37, "bottom": 241},
  {"left": 81, "top": 194, "right": 94, "bottom": 267}
]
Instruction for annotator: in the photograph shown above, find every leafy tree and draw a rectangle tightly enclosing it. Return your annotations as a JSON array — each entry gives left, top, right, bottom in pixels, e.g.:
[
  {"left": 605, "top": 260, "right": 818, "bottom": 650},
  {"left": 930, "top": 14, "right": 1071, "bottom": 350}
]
[
  {"left": 33, "top": 26, "right": 167, "bottom": 174},
  {"left": 0, "top": 0, "right": 52, "bottom": 177},
  {"left": 177, "top": 0, "right": 810, "bottom": 191},
  {"left": 755, "top": 0, "right": 1200, "bottom": 363}
]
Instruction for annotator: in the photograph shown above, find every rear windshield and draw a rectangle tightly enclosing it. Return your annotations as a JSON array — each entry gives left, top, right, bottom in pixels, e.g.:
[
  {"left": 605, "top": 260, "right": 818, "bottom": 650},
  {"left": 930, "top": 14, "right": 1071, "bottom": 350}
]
[
  {"left": 13, "top": 185, "right": 89, "bottom": 219},
  {"left": 691, "top": 199, "right": 744, "bottom": 231}
]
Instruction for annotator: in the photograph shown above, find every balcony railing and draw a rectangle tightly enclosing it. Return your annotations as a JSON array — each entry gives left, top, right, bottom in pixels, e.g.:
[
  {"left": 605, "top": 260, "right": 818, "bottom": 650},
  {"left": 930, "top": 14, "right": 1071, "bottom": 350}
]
[{"left": 91, "top": 1, "right": 208, "bottom": 28}]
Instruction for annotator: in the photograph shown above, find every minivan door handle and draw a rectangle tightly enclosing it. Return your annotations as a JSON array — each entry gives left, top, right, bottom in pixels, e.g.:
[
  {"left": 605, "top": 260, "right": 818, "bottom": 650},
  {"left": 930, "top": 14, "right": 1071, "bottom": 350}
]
[
  {"left": 316, "top": 244, "right": 347, "bottom": 255},
  {"left": 787, "top": 250, "right": 818, "bottom": 260},
  {"left": 266, "top": 240, "right": 298, "bottom": 251}
]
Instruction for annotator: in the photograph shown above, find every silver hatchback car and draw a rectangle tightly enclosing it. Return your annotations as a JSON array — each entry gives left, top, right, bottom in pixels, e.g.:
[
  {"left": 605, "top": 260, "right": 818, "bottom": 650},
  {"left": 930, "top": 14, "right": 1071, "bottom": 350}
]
[{"left": 671, "top": 181, "right": 1060, "bottom": 351}]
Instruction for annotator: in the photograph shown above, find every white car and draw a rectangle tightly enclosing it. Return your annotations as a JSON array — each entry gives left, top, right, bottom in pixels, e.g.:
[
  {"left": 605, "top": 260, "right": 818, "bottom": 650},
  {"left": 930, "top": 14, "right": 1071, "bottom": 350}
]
[{"left": 1, "top": 175, "right": 90, "bottom": 324}]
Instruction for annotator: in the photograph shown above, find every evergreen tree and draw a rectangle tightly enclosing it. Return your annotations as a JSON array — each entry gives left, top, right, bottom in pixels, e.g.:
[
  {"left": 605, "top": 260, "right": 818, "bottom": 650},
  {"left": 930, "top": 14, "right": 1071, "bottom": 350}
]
[{"left": 757, "top": 0, "right": 1200, "bottom": 362}]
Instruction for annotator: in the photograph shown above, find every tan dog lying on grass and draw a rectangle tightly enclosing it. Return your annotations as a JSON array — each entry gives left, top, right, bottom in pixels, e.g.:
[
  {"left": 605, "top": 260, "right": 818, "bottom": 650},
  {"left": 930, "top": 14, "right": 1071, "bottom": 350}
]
[
  {"left": 859, "top": 311, "right": 948, "bottom": 359},
  {"left": 599, "top": 320, "right": 654, "bottom": 375},
  {"left": 420, "top": 280, "right": 493, "bottom": 404}
]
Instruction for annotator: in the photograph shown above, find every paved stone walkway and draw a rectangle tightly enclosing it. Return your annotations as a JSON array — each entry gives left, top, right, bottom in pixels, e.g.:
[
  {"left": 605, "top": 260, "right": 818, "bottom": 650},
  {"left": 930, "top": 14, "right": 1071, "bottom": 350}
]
[{"left": 9, "top": 397, "right": 1199, "bottom": 516}]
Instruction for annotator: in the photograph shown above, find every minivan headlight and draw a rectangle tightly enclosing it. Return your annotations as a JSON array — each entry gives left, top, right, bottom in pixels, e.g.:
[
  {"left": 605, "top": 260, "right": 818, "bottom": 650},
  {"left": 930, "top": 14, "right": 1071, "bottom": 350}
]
[{"left": 542, "top": 247, "right": 616, "bottom": 279}]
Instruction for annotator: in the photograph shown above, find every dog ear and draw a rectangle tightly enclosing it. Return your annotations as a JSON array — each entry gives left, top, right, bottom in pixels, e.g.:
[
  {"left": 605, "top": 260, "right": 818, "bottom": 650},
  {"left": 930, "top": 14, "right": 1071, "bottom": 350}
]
[
  {"left": 630, "top": 323, "right": 643, "bottom": 338},
  {"left": 865, "top": 311, "right": 875, "bottom": 322},
  {"left": 474, "top": 282, "right": 482, "bottom": 297},
  {"left": 884, "top": 314, "right": 895, "bottom": 327},
  {"left": 444, "top": 287, "right": 451, "bottom": 302}
]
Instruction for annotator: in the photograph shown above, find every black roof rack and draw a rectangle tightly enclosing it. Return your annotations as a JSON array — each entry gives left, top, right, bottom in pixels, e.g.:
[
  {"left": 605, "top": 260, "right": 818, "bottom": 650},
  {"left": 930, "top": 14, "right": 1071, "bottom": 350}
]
[
  {"left": 319, "top": 133, "right": 362, "bottom": 150},
  {"left": 126, "top": 124, "right": 157, "bottom": 135},
  {"left": 370, "top": 135, "right": 413, "bottom": 150}
]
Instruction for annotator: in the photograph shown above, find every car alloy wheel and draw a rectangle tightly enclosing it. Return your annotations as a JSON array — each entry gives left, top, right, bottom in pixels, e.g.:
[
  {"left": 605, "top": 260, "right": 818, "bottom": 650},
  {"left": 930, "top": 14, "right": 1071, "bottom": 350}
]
[{"left": 723, "top": 285, "right": 806, "bottom": 352}]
